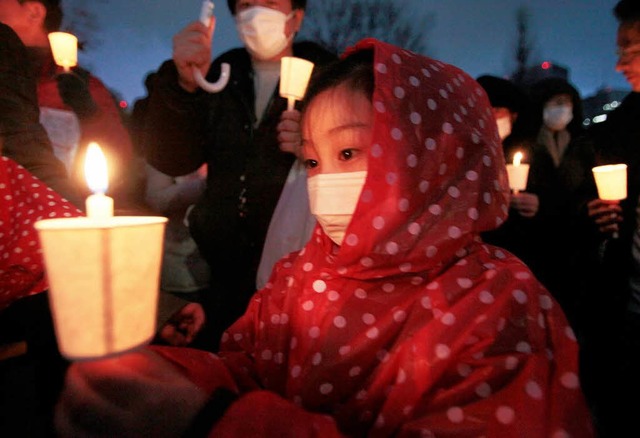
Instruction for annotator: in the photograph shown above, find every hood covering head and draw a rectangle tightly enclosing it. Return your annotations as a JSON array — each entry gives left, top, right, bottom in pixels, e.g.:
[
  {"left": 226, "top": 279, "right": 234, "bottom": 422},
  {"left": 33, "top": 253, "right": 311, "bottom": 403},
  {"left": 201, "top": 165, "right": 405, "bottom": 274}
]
[
  {"left": 303, "top": 38, "right": 509, "bottom": 279},
  {"left": 0, "top": 156, "right": 81, "bottom": 310}
]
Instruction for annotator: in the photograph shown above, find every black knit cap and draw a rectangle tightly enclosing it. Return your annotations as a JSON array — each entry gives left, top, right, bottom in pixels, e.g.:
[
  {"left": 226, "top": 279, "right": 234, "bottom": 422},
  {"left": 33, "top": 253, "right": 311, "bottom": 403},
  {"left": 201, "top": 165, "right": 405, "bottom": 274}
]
[{"left": 477, "top": 75, "right": 527, "bottom": 113}]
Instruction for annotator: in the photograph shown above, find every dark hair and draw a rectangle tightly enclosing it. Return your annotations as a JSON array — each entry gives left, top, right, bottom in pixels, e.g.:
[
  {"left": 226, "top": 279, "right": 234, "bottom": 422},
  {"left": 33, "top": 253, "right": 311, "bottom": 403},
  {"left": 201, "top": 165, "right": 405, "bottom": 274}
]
[
  {"left": 476, "top": 75, "right": 528, "bottom": 114},
  {"left": 614, "top": 0, "right": 640, "bottom": 25},
  {"left": 20, "top": 0, "right": 63, "bottom": 32},
  {"left": 227, "top": 0, "right": 306, "bottom": 16},
  {"left": 302, "top": 50, "right": 375, "bottom": 115}
]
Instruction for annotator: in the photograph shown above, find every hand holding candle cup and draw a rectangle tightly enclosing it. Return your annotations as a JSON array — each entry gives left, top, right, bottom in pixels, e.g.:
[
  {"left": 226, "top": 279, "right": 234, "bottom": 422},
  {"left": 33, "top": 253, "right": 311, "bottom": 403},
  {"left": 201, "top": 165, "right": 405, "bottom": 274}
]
[
  {"left": 280, "top": 56, "right": 315, "bottom": 111},
  {"left": 34, "top": 143, "right": 167, "bottom": 360},
  {"left": 506, "top": 151, "right": 530, "bottom": 195},
  {"left": 592, "top": 163, "right": 627, "bottom": 239},
  {"left": 48, "top": 31, "right": 78, "bottom": 72}
]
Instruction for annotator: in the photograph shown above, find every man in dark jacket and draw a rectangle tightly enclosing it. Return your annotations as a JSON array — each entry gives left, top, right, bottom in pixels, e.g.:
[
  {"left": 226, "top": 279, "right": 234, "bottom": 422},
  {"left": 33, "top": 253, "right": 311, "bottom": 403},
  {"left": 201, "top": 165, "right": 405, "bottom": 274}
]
[
  {"left": 141, "top": 0, "right": 336, "bottom": 348},
  {"left": 583, "top": 1, "right": 640, "bottom": 435}
]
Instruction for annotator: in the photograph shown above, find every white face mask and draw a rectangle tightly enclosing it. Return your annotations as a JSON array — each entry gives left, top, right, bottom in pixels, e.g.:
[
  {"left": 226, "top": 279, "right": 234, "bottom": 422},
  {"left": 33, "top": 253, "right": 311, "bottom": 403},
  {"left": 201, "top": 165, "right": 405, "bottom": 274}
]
[
  {"left": 307, "top": 171, "right": 367, "bottom": 246},
  {"left": 496, "top": 116, "right": 512, "bottom": 140},
  {"left": 236, "top": 6, "right": 294, "bottom": 61},
  {"left": 543, "top": 104, "right": 573, "bottom": 131}
]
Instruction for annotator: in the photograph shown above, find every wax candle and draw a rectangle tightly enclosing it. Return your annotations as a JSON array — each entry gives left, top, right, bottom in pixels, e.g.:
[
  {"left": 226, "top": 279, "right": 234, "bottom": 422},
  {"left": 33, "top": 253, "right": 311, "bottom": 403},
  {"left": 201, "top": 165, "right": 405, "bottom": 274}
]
[
  {"left": 84, "top": 142, "right": 114, "bottom": 219},
  {"left": 506, "top": 151, "right": 530, "bottom": 194}
]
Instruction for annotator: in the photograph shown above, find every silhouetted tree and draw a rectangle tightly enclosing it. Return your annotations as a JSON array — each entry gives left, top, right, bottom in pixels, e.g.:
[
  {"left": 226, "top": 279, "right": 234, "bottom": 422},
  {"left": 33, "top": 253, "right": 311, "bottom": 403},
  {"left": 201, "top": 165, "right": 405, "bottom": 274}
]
[
  {"left": 62, "top": 0, "right": 109, "bottom": 50},
  {"left": 511, "top": 6, "right": 534, "bottom": 85},
  {"left": 299, "top": 0, "right": 434, "bottom": 55}
]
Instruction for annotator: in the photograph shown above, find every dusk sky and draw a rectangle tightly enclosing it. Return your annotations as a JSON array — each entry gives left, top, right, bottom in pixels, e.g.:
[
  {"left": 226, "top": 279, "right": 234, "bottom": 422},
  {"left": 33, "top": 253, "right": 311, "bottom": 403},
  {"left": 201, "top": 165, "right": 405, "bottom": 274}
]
[{"left": 65, "top": 0, "right": 629, "bottom": 106}]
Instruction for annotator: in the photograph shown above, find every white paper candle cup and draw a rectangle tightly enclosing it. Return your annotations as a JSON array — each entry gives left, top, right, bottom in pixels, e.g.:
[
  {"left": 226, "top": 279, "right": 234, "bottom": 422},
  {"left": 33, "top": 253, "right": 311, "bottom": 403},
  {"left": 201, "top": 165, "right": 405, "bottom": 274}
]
[
  {"left": 48, "top": 32, "right": 78, "bottom": 71},
  {"left": 506, "top": 163, "right": 530, "bottom": 192},
  {"left": 280, "top": 56, "right": 315, "bottom": 105},
  {"left": 592, "top": 164, "right": 627, "bottom": 201},
  {"left": 35, "top": 216, "right": 167, "bottom": 360}
]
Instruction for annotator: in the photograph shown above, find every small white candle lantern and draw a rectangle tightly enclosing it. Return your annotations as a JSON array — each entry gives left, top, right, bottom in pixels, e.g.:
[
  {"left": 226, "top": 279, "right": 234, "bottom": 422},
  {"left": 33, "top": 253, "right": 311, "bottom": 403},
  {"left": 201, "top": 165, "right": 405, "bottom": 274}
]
[
  {"left": 280, "top": 56, "right": 315, "bottom": 111},
  {"left": 48, "top": 31, "right": 78, "bottom": 72},
  {"left": 505, "top": 151, "right": 530, "bottom": 194},
  {"left": 592, "top": 163, "right": 628, "bottom": 201},
  {"left": 34, "top": 141, "right": 168, "bottom": 360},
  {"left": 35, "top": 216, "right": 167, "bottom": 360}
]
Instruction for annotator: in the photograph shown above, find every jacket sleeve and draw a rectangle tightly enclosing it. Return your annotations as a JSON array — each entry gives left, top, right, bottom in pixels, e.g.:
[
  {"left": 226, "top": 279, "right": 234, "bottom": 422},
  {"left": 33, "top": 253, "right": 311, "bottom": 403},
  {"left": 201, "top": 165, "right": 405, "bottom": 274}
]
[
  {"left": 150, "top": 346, "right": 345, "bottom": 437},
  {"left": 0, "top": 24, "right": 82, "bottom": 208},
  {"left": 141, "top": 60, "right": 211, "bottom": 177}
]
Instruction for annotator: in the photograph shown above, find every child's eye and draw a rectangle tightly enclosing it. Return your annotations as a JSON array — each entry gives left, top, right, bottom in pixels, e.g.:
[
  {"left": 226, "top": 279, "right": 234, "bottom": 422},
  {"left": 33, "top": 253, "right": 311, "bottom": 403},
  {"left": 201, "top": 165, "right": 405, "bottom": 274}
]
[
  {"left": 340, "top": 149, "right": 356, "bottom": 161},
  {"left": 304, "top": 159, "right": 318, "bottom": 169}
]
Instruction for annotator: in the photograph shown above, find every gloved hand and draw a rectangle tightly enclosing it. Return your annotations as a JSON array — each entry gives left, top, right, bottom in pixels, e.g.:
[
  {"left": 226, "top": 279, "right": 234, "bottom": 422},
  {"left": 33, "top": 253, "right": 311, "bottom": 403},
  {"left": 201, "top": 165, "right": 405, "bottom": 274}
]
[{"left": 56, "top": 68, "right": 98, "bottom": 119}]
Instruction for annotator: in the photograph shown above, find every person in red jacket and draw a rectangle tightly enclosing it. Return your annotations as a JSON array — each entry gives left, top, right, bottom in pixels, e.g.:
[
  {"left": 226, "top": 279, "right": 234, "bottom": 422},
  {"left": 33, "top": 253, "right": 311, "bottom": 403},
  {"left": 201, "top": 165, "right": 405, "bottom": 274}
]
[
  {"left": 54, "top": 39, "right": 594, "bottom": 437},
  {"left": 0, "top": 0, "right": 138, "bottom": 211}
]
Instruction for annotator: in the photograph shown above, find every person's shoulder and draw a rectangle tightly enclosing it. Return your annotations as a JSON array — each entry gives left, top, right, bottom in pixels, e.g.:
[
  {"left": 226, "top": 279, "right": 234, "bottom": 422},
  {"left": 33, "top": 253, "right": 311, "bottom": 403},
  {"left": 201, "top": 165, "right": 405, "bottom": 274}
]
[
  {"left": 293, "top": 41, "right": 338, "bottom": 64},
  {"left": 0, "top": 23, "right": 26, "bottom": 53},
  {"left": 0, "top": 22, "right": 19, "bottom": 41}
]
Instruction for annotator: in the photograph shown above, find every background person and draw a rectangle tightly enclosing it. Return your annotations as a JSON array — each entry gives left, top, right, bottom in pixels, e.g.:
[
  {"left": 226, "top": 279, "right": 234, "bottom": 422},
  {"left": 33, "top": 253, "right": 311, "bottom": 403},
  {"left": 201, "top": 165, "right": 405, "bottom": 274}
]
[
  {"left": 140, "top": 0, "right": 336, "bottom": 349},
  {"left": 583, "top": 1, "right": 640, "bottom": 434},
  {"left": 0, "top": 21, "right": 80, "bottom": 207},
  {"left": 0, "top": 0, "right": 139, "bottom": 212}
]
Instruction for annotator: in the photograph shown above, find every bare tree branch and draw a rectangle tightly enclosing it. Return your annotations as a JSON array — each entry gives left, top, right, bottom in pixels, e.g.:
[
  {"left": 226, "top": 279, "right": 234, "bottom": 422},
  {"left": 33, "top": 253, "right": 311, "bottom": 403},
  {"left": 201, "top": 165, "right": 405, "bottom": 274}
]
[{"left": 298, "top": 0, "right": 434, "bottom": 55}]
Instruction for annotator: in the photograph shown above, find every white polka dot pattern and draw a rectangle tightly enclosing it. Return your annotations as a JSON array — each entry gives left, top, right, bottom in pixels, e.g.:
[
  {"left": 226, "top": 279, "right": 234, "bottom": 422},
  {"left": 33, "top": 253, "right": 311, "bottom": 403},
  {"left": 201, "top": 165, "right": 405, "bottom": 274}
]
[{"left": 0, "top": 157, "right": 82, "bottom": 310}]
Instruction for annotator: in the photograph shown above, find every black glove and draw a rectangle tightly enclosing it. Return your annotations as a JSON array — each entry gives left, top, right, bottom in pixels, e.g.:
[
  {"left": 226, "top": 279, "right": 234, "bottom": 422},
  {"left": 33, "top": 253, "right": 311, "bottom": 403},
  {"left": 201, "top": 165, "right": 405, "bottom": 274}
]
[{"left": 56, "top": 69, "right": 98, "bottom": 120}]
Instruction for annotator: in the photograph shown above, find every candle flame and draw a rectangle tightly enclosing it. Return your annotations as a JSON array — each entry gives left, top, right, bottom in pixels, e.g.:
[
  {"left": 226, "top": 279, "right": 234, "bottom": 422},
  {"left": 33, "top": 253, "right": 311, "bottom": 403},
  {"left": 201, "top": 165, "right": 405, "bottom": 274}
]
[
  {"left": 85, "top": 143, "right": 109, "bottom": 194},
  {"left": 513, "top": 151, "right": 523, "bottom": 167}
]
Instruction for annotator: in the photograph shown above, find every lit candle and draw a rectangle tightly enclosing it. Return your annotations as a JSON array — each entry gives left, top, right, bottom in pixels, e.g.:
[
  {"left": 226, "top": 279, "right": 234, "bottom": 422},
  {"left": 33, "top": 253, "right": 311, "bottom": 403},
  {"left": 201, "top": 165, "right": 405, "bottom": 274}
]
[
  {"left": 505, "top": 151, "right": 530, "bottom": 195},
  {"left": 280, "top": 56, "right": 315, "bottom": 111},
  {"left": 48, "top": 31, "right": 78, "bottom": 72},
  {"left": 84, "top": 142, "right": 114, "bottom": 219},
  {"left": 592, "top": 163, "right": 627, "bottom": 201}
]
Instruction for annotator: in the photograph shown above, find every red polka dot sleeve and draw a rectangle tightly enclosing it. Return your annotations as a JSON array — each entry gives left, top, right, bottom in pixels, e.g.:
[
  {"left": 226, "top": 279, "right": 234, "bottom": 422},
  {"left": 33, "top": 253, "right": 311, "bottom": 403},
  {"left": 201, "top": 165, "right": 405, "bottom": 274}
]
[{"left": 0, "top": 156, "right": 81, "bottom": 311}]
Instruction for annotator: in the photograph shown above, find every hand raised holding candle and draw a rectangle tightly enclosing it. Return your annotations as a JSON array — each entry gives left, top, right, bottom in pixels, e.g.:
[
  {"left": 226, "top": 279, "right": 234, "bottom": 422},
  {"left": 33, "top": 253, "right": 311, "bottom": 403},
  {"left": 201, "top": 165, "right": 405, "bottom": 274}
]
[
  {"left": 510, "top": 191, "right": 540, "bottom": 218},
  {"left": 277, "top": 57, "right": 315, "bottom": 158},
  {"left": 277, "top": 109, "right": 302, "bottom": 158},
  {"left": 587, "top": 198, "right": 623, "bottom": 236},
  {"left": 56, "top": 69, "right": 98, "bottom": 120}
]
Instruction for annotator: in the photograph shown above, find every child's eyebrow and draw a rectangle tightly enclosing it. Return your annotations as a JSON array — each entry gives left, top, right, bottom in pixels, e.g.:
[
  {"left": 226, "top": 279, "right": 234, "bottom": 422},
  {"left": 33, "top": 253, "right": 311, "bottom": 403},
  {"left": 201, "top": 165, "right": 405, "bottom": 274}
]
[{"left": 328, "top": 122, "right": 370, "bottom": 135}]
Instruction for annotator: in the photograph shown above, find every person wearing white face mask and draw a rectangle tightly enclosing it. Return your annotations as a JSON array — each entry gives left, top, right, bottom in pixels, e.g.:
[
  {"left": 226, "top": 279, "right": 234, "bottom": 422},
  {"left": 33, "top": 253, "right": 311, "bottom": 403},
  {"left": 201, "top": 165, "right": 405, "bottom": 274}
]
[
  {"left": 482, "top": 75, "right": 598, "bottom": 361},
  {"left": 140, "top": 0, "right": 336, "bottom": 350},
  {"left": 476, "top": 75, "right": 528, "bottom": 143}
]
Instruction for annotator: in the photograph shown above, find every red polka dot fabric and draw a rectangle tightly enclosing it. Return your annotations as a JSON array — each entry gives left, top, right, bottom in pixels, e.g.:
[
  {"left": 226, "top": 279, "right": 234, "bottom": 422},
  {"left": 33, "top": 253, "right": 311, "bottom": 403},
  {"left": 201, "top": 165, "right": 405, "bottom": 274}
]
[
  {"left": 0, "top": 156, "right": 81, "bottom": 311},
  {"left": 154, "top": 39, "right": 594, "bottom": 437}
]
